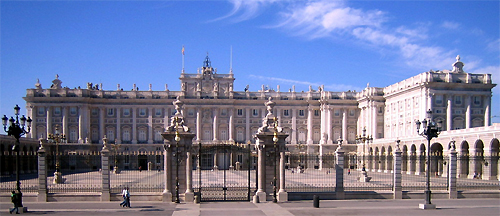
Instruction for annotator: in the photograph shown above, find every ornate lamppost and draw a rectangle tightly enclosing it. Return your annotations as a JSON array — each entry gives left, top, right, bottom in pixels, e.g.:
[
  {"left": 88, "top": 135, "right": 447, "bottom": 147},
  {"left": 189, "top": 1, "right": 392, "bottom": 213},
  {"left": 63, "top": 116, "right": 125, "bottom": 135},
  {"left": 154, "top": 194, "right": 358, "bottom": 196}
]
[
  {"left": 173, "top": 128, "right": 181, "bottom": 203},
  {"left": 272, "top": 117, "right": 279, "bottom": 203},
  {"left": 355, "top": 127, "right": 373, "bottom": 171},
  {"left": 48, "top": 125, "right": 66, "bottom": 184},
  {"left": 110, "top": 142, "right": 121, "bottom": 174},
  {"left": 2, "top": 105, "right": 32, "bottom": 208},
  {"left": 416, "top": 109, "right": 442, "bottom": 209}
]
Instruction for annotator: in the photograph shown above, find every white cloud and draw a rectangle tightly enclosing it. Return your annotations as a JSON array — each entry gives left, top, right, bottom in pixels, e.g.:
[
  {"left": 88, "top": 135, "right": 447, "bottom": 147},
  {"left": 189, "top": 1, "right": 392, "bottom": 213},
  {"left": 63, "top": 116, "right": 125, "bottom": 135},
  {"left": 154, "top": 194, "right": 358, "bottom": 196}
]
[
  {"left": 441, "top": 21, "right": 460, "bottom": 30},
  {"left": 221, "top": 0, "right": 465, "bottom": 71},
  {"left": 249, "top": 74, "right": 361, "bottom": 91}
]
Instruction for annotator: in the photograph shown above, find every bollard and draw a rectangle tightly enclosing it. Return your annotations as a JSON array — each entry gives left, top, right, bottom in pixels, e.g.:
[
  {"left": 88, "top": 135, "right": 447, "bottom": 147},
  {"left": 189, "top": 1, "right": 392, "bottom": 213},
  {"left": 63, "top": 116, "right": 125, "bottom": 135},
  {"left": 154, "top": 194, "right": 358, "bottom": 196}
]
[
  {"left": 313, "top": 195, "right": 319, "bottom": 208},
  {"left": 194, "top": 195, "right": 200, "bottom": 204},
  {"left": 253, "top": 195, "right": 260, "bottom": 203}
]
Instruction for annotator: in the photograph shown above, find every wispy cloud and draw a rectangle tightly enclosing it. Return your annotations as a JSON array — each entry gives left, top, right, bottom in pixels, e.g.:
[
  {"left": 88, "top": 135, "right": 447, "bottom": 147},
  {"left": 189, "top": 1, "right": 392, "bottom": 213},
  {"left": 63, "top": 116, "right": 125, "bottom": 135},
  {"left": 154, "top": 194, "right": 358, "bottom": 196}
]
[
  {"left": 249, "top": 74, "right": 362, "bottom": 91},
  {"left": 220, "top": 0, "right": 464, "bottom": 71},
  {"left": 441, "top": 21, "right": 460, "bottom": 30}
]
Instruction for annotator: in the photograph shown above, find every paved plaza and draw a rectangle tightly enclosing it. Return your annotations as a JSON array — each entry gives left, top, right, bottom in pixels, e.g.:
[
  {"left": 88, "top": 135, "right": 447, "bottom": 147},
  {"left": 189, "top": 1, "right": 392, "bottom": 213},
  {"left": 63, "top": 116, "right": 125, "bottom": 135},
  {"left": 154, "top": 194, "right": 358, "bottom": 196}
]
[{"left": 1, "top": 198, "right": 499, "bottom": 215}]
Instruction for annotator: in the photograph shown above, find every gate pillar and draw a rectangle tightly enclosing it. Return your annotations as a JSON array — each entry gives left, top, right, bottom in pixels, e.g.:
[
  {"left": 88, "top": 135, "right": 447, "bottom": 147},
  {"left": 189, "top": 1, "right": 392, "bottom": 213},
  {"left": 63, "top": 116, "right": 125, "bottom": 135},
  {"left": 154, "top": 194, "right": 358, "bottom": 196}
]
[
  {"left": 161, "top": 97, "right": 196, "bottom": 203},
  {"left": 254, "top": 97, "right": 289, "bottom": 202}
]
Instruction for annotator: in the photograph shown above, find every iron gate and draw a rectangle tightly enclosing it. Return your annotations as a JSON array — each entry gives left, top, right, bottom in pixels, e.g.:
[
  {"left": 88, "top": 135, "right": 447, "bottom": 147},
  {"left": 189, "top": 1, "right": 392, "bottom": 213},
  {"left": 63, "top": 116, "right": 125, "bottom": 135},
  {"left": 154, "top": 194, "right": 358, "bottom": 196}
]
[{"left": 194, "top": 143, "right": 256, "bottom": 201}]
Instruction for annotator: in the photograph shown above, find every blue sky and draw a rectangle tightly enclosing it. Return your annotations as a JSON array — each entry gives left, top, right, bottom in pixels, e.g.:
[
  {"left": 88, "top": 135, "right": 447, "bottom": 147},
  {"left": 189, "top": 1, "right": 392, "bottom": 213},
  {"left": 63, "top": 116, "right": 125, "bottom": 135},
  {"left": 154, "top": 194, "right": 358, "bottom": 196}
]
[{"left": 1, "top": 0, "right": 499, "bottom": 127}]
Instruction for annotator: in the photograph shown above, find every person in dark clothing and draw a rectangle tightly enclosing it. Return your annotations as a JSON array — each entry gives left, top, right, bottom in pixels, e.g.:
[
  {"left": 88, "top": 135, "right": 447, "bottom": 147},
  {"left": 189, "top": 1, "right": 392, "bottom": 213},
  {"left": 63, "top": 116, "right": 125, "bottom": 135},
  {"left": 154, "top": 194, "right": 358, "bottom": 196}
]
[{"left": 9, "top": 191, "right": 19, "bottom": 214}]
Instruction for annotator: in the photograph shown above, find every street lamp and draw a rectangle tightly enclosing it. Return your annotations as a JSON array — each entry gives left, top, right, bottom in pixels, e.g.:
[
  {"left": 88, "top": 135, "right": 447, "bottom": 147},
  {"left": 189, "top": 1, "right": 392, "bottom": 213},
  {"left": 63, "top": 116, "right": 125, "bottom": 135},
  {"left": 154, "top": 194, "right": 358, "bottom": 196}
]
[
  {"left": 174, "top": 127, "right": 181, "bottom": 203},
  {"left": 110, "top": 141, "right": 121, "bottom": 174},
  {"left": 355, "top": 127, "right": 373, "bottom": 171},
  {"left": 48, "top": 125, "right": 66, "bottom": 184},
  {"left": 415, "top": 109, "right": 442, "bottom": 209},
  {"left": 272, "top": 117, "right": 279, "bottom": 203},
  {"left": 2, "top": 104, "right": 32, "bottom": 208}
]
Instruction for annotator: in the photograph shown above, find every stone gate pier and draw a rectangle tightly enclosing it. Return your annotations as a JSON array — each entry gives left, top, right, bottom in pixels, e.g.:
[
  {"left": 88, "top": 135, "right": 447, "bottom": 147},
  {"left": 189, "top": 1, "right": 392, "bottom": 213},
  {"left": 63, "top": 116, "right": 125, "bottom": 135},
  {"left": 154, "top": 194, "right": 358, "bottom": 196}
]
[{"left": 254, "top": 97, "right": 289, "bottom": 202}]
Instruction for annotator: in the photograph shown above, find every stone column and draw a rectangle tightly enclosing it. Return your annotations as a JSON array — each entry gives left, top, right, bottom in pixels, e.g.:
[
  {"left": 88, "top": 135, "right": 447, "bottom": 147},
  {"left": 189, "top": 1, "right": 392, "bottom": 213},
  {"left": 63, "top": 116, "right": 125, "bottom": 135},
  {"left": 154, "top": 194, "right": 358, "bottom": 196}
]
[
  {"left": 307, "top": 107, "right": 313, "bottom": 144},
  {"left": 196, "top": 108, "right": 201, "bottom": 142},
  {"left": 291, "top": 109, "right": 297, "bottom": 144},
  {"left": 335, "top": 143, "right": 345, "bottom": 200},
  {"left": 62, "top": 107, "right": 68, "bottom": 137},
  {"left": 468, "top": 150, "right": 479, "bottom": 179},
  {"left": 327, "top": 108, "right": 333, "bottom": 144},
  {"left": 255, "top": 142, "right": 266, "bottom": 201},
  {"left": 245, "top": 108, "right": 250, "bottom": 142},
  {"left": 277, "top": 151, "right": 287, "bottom": 201},
  {"left": 184, "top": 150, "right": 194, "bottom": 202},
  {"left": 415, "top": 152, "right": 424, "bottom": 175},
  {"left": 342, "top": 109, "right": 347, "bottom": 143},
  {"left": 78, "top": 106, "right": 84, "bottom": 143},
  {"left": 99, "top": 108, "right": 104, "bottom": 144},
  {"left": 101, "top": 141, "right": 111, "bottom": 201},
  {"left": 484, "top": 95, "right": 491, "bottom": 126},
  {"left": 213, "top": 108, "right": 218, "bottom": 141},
  {"left": 448, "top": 146, "right": 458, "bottom": 199},
  {"left": 37, "top": 140, "right": 47, "bottom": 202},
  {"left": 393, "top": 147, "right": 402, "bottom": 199},
  {"left": 229, "top": 109, "right": 234, "bottom": 141},
  {"left": 465, "top": 96, "right": 471, "bottom": 129},
  {"left": 116, "top": 108, "right": 121, "bottom": 143},
  {"left": 446, "top": 96, "right": 452, "bottom": 131},
  {"left": 46, "top": 106, "right": 51, "bottom": 139},
  {"left": 148, "top": 107, "right": 153, "bottom": 144},
  {"left": 132, "top": 108, "right": 137, "bottom": 143},
  {"left": 163, "top": 145, "right": 172, "bottom": 202}
]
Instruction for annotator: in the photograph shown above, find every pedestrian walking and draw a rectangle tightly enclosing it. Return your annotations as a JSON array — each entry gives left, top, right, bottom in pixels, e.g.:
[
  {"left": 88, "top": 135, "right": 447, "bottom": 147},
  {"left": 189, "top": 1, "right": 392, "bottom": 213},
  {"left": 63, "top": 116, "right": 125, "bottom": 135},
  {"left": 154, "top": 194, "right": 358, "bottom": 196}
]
[
  {"left": 119, "top": 187, "right": 130, "bottom": 208},
  {"left": 9, "top": 190, "right": 19, "bottom": 214},
  {"left": 348, "top": 169, "right": 351, "bottom": 175},
  {"left": 125, "top": 187, "right": 131, "bottom": 208}
]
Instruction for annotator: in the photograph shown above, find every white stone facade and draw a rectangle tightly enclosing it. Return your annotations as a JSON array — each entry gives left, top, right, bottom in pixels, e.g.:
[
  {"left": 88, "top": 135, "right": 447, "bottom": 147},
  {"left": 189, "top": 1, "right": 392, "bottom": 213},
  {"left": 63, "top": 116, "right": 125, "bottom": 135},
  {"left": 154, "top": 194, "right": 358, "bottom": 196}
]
[{"left": 23, "top": 55, "right": 498, "bottom": 179}]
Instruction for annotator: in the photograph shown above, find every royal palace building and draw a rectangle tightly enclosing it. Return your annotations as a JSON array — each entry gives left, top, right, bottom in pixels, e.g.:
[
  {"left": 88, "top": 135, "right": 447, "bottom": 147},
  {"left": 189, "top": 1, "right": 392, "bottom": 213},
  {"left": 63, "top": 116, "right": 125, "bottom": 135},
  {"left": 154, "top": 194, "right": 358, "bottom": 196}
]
[{"left": 20, "top": 54, "right": 500, "bottom": 179}]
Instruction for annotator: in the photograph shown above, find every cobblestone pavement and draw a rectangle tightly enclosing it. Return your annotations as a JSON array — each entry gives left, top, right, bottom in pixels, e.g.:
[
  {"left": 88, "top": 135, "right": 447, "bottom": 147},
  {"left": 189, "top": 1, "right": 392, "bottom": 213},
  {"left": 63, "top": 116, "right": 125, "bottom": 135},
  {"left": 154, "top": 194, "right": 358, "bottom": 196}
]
[{"left": 1, "top": 198, "right": 499, "bottom": 216}]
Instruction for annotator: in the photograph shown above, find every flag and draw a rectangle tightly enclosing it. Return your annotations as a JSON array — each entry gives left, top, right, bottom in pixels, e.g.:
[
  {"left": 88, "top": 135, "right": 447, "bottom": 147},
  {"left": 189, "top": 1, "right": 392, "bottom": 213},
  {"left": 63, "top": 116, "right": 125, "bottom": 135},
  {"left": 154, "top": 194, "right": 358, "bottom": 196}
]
[{"left": 182, "top": 46, "right": 185, "bottom": 55}]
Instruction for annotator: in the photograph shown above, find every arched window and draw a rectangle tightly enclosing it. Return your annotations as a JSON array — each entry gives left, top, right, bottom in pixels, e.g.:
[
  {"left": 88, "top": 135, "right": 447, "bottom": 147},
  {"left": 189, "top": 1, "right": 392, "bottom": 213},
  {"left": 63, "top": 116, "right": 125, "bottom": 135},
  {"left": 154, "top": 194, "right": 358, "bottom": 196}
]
[
  {"left": 69, "top": 127, "right": 78, "bottom": 142},
  {"left": 123, "top": 128, "right": 131, "bottom": 142},
  {"left": 220, "top": 130, "right": 228, "bottom": 140},
  {"left": 138, "top": 128, "right": 147, "bottom": 142},
  {"left": 237, "top": 129, "right": 244, "bottom": 142},
  {"left": 106, "top": 128, "right": 115, "bottom": 142}
]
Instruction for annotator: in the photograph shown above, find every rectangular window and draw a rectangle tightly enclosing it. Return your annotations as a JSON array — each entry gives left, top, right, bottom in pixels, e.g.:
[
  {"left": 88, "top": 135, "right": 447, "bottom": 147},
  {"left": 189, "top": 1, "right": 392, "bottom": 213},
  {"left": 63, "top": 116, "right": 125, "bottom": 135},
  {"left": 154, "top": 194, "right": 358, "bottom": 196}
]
[
  {"left": 473, "top": 96, "right": 481, "bottom": 105},
  {"left": 334, "top": 109, "right": 340, "bottom": 116},
  {"left": 378, "top": 107, "right": 383, "bottom": 113},
  {"left": 220, "top": 109, "right": 227, "bottom": 116},
  {"left": 107, "top": 108, "right": 114, "bottom": 116},
  {"left": 299, "top": 110, "right": 305, "bottom": 116},
  {"left": 314, "top": 110, "right": 319, "bottom": 116},
  {"left": 252, "top": 109, "right": 259, "bottom": 116},
  {"left": 139, "top": 108, "right": 146, "bottom": 116},
  {"left": 123, "top": 108, "right": 130, "bottom": 116},
  {"left": 455, "top": 95, "right": 462, "bottom": 105},
  {"left": 38, "top": 107, "right": 45, "bottom": 116},
  {"left": 349, "top": 110, "right": 355, "bottom": 116},
  {"left": 70, "top": 107, "right": 77, "bottom": 115},
  {"left": 155, "top": 108, "right": 162, "bottom": 116},
  {"left": 435, "top": 95, "right": 443, "bottom": 104},
  {"left": 156, "top": 155, "right": 161, "bottom": 164},
  {"left": 237, "top": 109, "right": 243, "bottom": 116},
  {"left": 188, "top": 109, "right": 194, "bottom": 116},
  {"left": 91, "top": 108, "right": 98, "bottom": 116},
  {"left": 283, "top": 110, "right": 289, "bottom": 116},
  {"left": 54, "top": 107, "right": 61, "bottom": 115}
]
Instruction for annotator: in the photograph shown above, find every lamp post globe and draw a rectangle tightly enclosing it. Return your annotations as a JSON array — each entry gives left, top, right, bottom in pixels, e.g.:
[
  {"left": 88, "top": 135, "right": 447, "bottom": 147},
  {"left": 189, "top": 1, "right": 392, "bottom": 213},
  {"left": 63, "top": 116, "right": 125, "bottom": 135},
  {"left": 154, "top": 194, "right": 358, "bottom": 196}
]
[{"left": 2, "top": 105, "right": 32, "bottom": 208}]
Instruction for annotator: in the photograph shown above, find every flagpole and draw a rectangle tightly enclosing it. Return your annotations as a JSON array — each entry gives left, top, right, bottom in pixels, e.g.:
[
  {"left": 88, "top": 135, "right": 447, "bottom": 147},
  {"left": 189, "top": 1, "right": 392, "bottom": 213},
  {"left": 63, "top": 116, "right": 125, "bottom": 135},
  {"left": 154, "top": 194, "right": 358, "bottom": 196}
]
[
  {"left": 182, "top": 46, "right": 185, "bottom": 74},
  {"left": 230, "top": 46, "right": 233, "bottom": 74}
]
